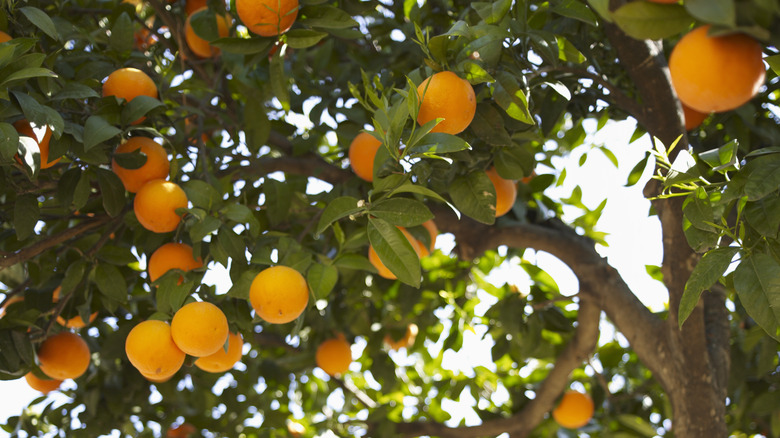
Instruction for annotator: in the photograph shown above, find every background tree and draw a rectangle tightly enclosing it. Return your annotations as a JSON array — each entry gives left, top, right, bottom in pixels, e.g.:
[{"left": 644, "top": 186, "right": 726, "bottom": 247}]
[{"left": 0, "top": 0, "right": 778, "bottom": 437}]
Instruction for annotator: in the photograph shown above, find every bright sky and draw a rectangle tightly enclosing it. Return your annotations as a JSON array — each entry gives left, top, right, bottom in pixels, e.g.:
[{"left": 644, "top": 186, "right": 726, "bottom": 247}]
[{"left": 0, "top": 119, "right": 664, "bottom": 437}]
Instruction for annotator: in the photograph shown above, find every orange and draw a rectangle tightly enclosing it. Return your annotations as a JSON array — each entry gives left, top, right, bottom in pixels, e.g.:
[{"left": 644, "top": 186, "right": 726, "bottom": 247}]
[
  {"left": 368, "top": 227, "right": 428, "bottom": 280},
  {"left": 185, "top": 0, "right": 208, "bottom": 15},
  {"left": 185, "top": 8, "right": 231, "bottom": 58},
  {"left": 521, "top": 171, "right": 536, "bottom": 184},
  {"left": 194, "top": 331, "right": 243, "bottom": 372},
  {"left": 348, "top": 132, "right": 382, "bottom": 182},
  {"left": 669, "top": 25, "right": 765, "bottom": 113},
  {"left": 420, "top": 219, "right": 438, "bottom": 252},
  {"left": 416, "top": 71, "right": 476, "bottom": 135},
  {"left": 315, "top": 334, "right": 352, "bottom": 376},
  {"left": 14, "top": 120, "right": 59, "bottom": 169},
  {"left": 552, "top": 391, "right": 594, "bottom": 429},
  {"left": 37, "top": 332, "right": 91, "bottom": 380},
  {"left": 171, "top": 301, "right": 229, "bottom": 357},
  {"left": 24, "top": 372, "right": 62, "bottom": 394},
  {"left": 141, "top": 371, "right": 174, "bottom": 383},
  {"left": 112, "top": 137, "right": 170, "bottom": 193},
  {"left": 249, "top": 265, "right": 309, "bottom": 324},
  {"left": 167, "top": 423, "right": 197, "bottom": 438},
  {"left": 147, "top": 242, "right": 203, "bottom": 283},
  {"left": 125, "top": 320, "right": 185, "bottom": 379},
  {"left": 133, "top": 179, "right": 188, "bottom": 233},
  {"left": 52, "top": 287, "right": 98, "bottom": 329},
  {"left": 102, "top": 67, "right": 158, "bottom": 103},
  {"left": 236, "top": 0, "right": 299, "bottom": 37},
  {"left": 384, "top": 323, "right": 419, "bottom": 351},
  {"left": 682, "top": 103, "right": 708, "bottom": 131},
  {"left": 0, "top": 31, "right": 11, "bottom": 43},
  {"left": 486, "top": 168, "right": 516, "bottom": 217},
  {"left": 0, "top": 295, "right": 23, "bottom": 318}
]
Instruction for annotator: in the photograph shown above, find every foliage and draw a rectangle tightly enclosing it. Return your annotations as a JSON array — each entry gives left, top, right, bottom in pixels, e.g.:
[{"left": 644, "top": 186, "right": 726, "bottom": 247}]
[{"left": 0, "top": 0, "right": 778, "bottom": 437}]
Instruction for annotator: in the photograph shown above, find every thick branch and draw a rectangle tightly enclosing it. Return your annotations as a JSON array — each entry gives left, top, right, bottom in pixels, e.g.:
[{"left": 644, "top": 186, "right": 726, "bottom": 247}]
[{"left": 396, "top": 296, "right": 600, "bottom": 438}]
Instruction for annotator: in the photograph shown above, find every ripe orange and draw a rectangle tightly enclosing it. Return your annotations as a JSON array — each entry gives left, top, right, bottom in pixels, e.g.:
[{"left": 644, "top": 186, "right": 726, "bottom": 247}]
[
  {"left": 0, "top": 295, "right": 24, "bottom": 318},
  {"left": 194, "top": 331, "right": 243, "bottom": 372},
  {"left": 103, "top": 67, "right": 158, "bottom": 103},
  {"left": 125, "top": 320, "right": 185, "bottom": 379},
  {"left": 52, "top": 287, "right": 98, "bottom": 329},
  {"left": 0, "top": 31, "right": 12, "bottom": 43},
  {"left": 24, "top": 372, "right": 62, "bottom": 394},
  {"left": 147, "top": 242, "right": 203, "bottom": 283},
  {"left": 420, "top": 219, "right": 438, "bottom": 252},
  {"left": 112, "top": 137, "right": 170, "bottom": 193},
  {"left": 416, "top": 71, "right": 476, "bottom": 135},
  {"left": 249, "top": 266, "right": 309, "bottom": 324},
  {"left": 236, "top": 0, "right": 298, "bottom": 37},
  {"left": 669, "top": 25, "right": 766, "bottom": 113},
  {"left": 167, "top": 423, "right": 197, "bottom": 438},
  {"left": 14, "top": 120, "right": 59, "bottom": 169},
  {"left": 348, "top": 131, "right": 382, "bottom": 182},
  {"left": 133, "top": 179, "right": 188, "bottom": 233},
  {"left": 37, "top": 332, "right": 91, "bottom": 380},
  {"left": 315, "top": 334, "right": 352, "bottom": 376},
  {"left": 384, "top": 323, "right": 419, "bottom": 351},
  {"left": 552, "top": 391, "right": 594, "bottom": 429},
  {"left": 368, "top": 227, "right": 428, "bottom": 280},
  {"left": 486, "top": 168, "right": 516, "bottom": 217},
  {"left": 185, "top": 8, "right": 231, "bottom": 58},
  {"left": 185, "top": 0, "right": 208, "bottom": 15},
  {"left": 141, "top": 371, "right": 174, "bottom": 383},
  {"left": 171, "top": 301, "right": 229, "bottom": 357},
  {"left": 682, "top": 103, "right": 708, "bottom": 131}
]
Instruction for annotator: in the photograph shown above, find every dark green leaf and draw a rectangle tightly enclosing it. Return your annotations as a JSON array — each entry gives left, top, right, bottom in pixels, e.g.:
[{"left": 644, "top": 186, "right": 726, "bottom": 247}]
[
  {"left": 61, "top": 260, "right": 88, "bottom": 295},
  {"left": 285, "top": 29, "right": 328, "bottom": 48},
  {"left": 682, "top": 187, "right": 715, "bottom": 232},
  {"left": 73, "top": 170, "right": 91, "bottom": 211},
  {"left": 472, "top": 0, "right": 512, "bottom": 24},
  {"left": 0, "top": 67, "right": 56, "bottom": 88},
  {"left": 264, "top": 178, "right": 291, "bottom": 226},
  {"left": 550, "top": 0, "right": 599, "bottom": 26},
  {"left": 14, "top": 194, "right": 39, "bottom": 241},
  {"left": 306, "top": 263, "right": 338, "bottom": 299},
  {"left": 212, "top": 36, "right": 272, "bottom": 54},
  {"left": 369, "top": 198, "right": 433, "bottom": 227},
  {"left": 316, "top": 196, "right": 363, "bottom": 235},
  {"left": 299, "top": 5, "right": 359, "bottom": 29},
  {"left": 744, "top": 198, "right": 780, "bottom": 239},
  {"left": 449, "top": 171, "right": 496, "bottom": 225},
  {"left": 685, "top": 0, "right": 735, "bottom": 27},
  {"left": 184, "top": 179, "right": 222, "bottom": 211},
  {"left": 83, "top": 116, "right": 121, "bottom": 151},
  {"left": 679, "top": 247, "right": 739, "bottom": 327},
  {"left": 109, "top": 12, "right": 133, "bottom": 53},
  {"left": 367, "top": 217, "right": 421, "bottom": 287},
  {"left": 495, "top": 146, "right": 534, "bottom": 179},
  {"left": 19, "top": 7, "right": 59, "bottom": 41},
  {"left": 494, "top": 72, "right": 533, "bottom": 124},
  {"left": 612, "top": 3, "right": 695, "bottom": 40},
  {"left": 408, "top": 132, "right": 470, "bottom": 155},
  {"left": 121, "top": 96, "right": 164, "bottom": 125},
  {"left": 94, "top": 263, "right": 127, "bottom": 303},
  {"left": 733, "top": 252, "right": 780, "bottom": 341},
  {"left": 96, "top": 169, "right": 126, "bottom": 217},
  {"left": 743, "top": 154, "right": 780, "bottom": 201},
  {"left": 0, "top": 122, "right": 17, "bottom": 161}
]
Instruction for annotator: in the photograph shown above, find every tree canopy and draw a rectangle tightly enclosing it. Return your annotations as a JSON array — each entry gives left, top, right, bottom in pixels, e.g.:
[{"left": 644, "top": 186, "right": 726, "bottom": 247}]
[{"left": 0, "top": 0, "right": 779, "bottom": 437}]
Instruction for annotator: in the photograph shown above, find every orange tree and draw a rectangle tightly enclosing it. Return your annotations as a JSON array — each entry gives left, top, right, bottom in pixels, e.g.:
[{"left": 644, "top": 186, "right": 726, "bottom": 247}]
[{"left": 0, "top": 0, "right": 778, "bottom": 437}]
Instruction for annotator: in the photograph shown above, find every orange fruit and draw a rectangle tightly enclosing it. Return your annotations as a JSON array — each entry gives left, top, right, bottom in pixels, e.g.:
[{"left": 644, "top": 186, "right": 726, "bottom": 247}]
[
  {"left": 368, "top": 227, "right": 428, "bottom": 280},
  {"left": 384, "top": 323, "right": 419, "bottom": 351},
  {"left": 102, "top": 67, "right": 158, "bottom": 103},
  {"left": 682, "top": 103, "right": 708, "bottom": 131},
  {"left": 167, "top": 423, "right": 197, "bottom": 438},
  {"left": 236, "top": 0, "right": 298, "bottom": 37},
  {"left": 194, "top": 331, "right": 243, "bottom": 372},
  {"left": 0, "top": 31, "right": 12, "bottom": 43},
  {"left": 24, "top": 372, "right": 62, "bottom": 394},
  {"left": 669, "top": 25, "right": 765, "bottom": 113},
  {"left": 420, "top": 219, "right": 438, "bottom": 252},
  {"left": 141, "top": 371, "right": 174, "bottom": 383},
  {"left": 147, "top": 242, "right": 203, "bottom": 283},
  {"left": 486, "top": 168, "right": 516, "bottom": 217},
  {"left": 52, "top": 287, "right": 98, "bottom": 329},
  {"left": 416, "top": 71, "right": 476, "bottom": 135},
  {"left": 112, "top": 137, "right": 170, "bottom": 193},
  {"left": 125, "top": 320, "right": 185, "bottom": 379},
  {"left": 185, "top": 0, "right": 208, "bottom": 15},
  {"left": 521, "top": 171, "right": 536, "bottom": 184},
  {"left": 0, "top": 295, "right": 23, "bottom": 318},
  {"left": 185, "top": 8, "right": 231, "bottom": 58},
  {"left": 552, "top": 391, "right": 595, "bottom": 429},
  {"left": 14, "top": 120, "right": 59, "bottom": 169},
  {"left": 348, "top": 132, "right": 382, "bottom": 182},
  {"left": 171, "top": 301, "right": 229, "bottom": 357},
  {"left": 315, "top": 334, "right": 352, "bottom": 376},
  {"left": 133, "top": 179, "right": 188, "bottom": 233},
  {"left": 37, "top": 332, "right": 91, "bottom": 380},
  {"left": 249, "top": 265, "right": 309, "bottom": 324}
]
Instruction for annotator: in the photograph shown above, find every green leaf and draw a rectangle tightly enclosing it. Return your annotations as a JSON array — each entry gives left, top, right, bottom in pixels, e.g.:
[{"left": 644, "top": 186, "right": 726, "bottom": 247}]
[
  {"left": 698, "top": 140, "right": 738, "bottom": 172},
  {"left": 495, "top": 146, "right": 535, "bottom": 179},
  {"left": 12, "top": 91, "right": 64, "bottom": 135},
  {"left": 766, "top": 54, "right": 780, "bottom": 76},
  {"left": 0, "top": 67, "right": 56, "bottom": 88},
  {"left": 617, "top": 414, "right": 659, "bottom": 437},
  {"left": 367, "top": 217, "right": 421, "bottom": 287},
  {"left": 264, "top": 178, "right": 291, "bottom": 226},
  {"left": 494, "top": 72, "right": 533, "bottom": 124},
  {"left": 83, "top": 116, "right": 121, "bottom": 151},
  {"left": 14, "top": 194, "right": 39, "bottom": 241},
  {"left": 94, "top": 264, "right": 128, "bottom": 303},
  {"left": 586, "top": 0, "right": 612, "bottom": 21},
  {"left": 408, "top": 132, "right": 471, "bottom": 155},
  {"left": 682, "top": 187, "right": 715, "bottom": 232},
  {"left": 679, "top": 247, "right": 739, "bottom": 328},
  {"left": 189, "top": 215, "right": 221, "bottom": 243},
  {"left": 211, "top": 36, "right": 272, "bottom": 54},
  {"left": 269, "top": 49, "right": 290, "bottom": 111},
  {"left": 307, "top": 263, "right": 338, "bottom": 299},
  {"left": 19, "top": 7, "right": 59, "bottom": 41},
  {"left": 299, "top": 5, "right": 359, "bottom": 29},
  {"left": 285, "top": 29, "right": 328, "bottom": 48},
  {"left": 743, "top": 154, "right": 780, "bottom": 201},
  {"left": 744, "top": 198, "right": 780, "bottom": 239},
  {"left": 121, "top": 96, "right": 164, "bottom": 125},
  {"left": 550, "top": 0, "right": 599, "bottom": 26},
  {"left": 51, "top": 83, "right": 100, "bottom": 101},
  {"left": 684, "top": 0, "right": 735, "bottom": 27},
  {"left": 369, "top": 198, "right": 433, "bottom": 227},
  {"left": 217, "top": 226, "right": 246, "bottom": 264},
  {"left": 61, "top": 260, "right": 88, "bottom": 295},
  {"left": 316, "top": 196, "right": 363, "bottom": 235},
  {"left": 227, "top": 270, "right": 257, "bottom": 300},
  {"left": 109, "top": 12, "right": 133, "bottom": 53},
  {"left": 449, "top": 171, "right": 496, "bottom": 225},
  {"left": 733, "top": 252, "right": 780, "bottom": 341},
  {"left": 95, "top": 169, "right": 126, "bottom": 217},
  {"left": 72, "top": 169, "right": 92, "bottom": 211},
  {"left": 472, "top": 0, "right": 512, "bottom": 24},
  {"left": 626, "top": 152, "right": 651, "bottom": 187},
  {"left": 184, "top": 179, "right": 222, "bottom": 211},
  {"left": 612, "top": 3, "right": 695, "bottom": 40}
]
